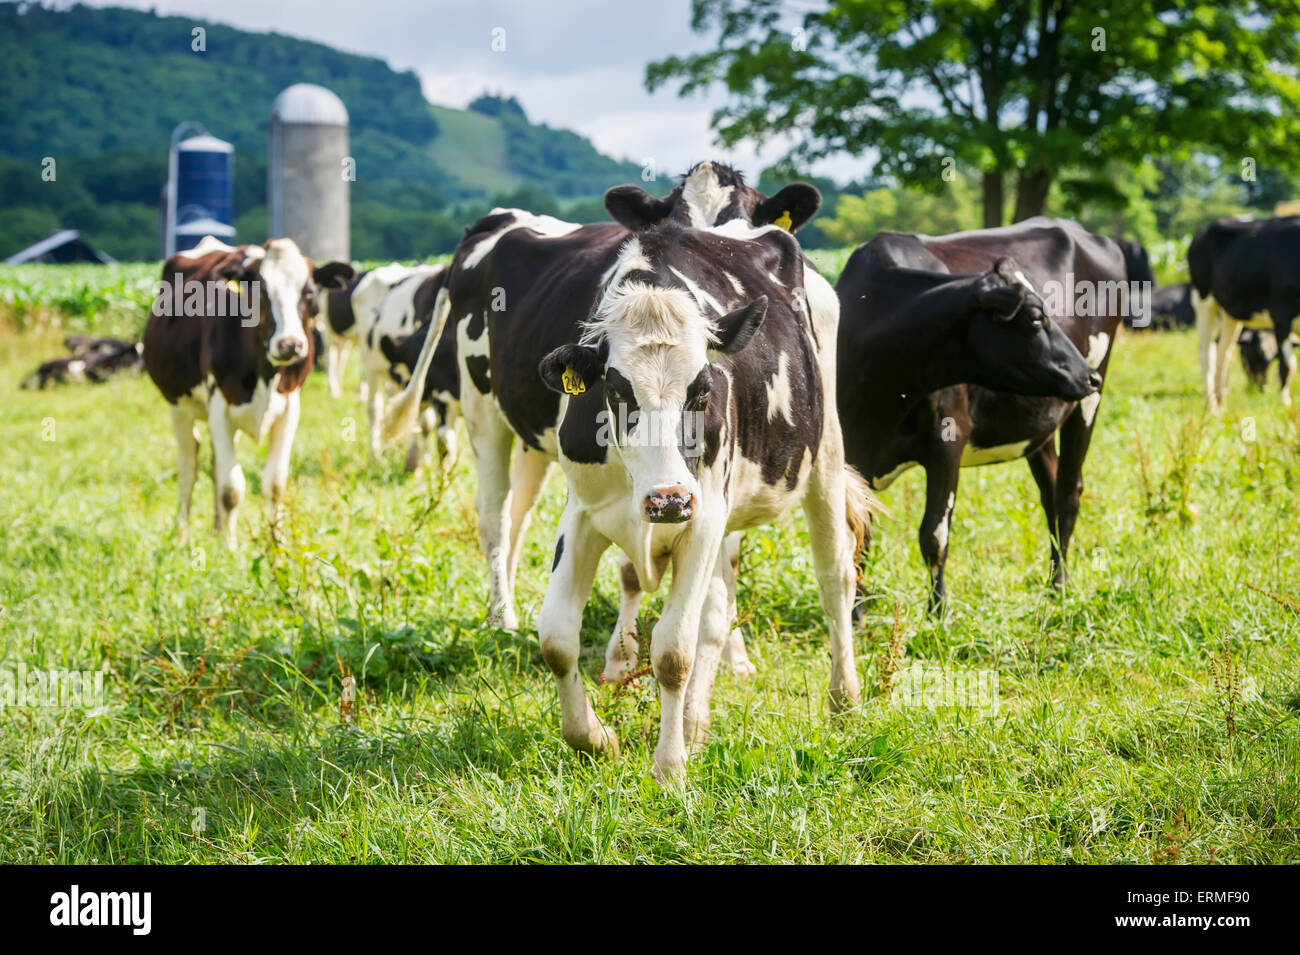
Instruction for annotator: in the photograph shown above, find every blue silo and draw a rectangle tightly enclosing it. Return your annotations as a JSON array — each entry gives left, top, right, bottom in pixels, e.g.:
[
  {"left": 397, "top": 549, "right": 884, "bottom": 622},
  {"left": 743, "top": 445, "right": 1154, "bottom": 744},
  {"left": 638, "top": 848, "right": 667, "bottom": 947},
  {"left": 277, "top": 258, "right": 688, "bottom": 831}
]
[{"left": 164, "top": 124, "right": 236, "bottom": 256}]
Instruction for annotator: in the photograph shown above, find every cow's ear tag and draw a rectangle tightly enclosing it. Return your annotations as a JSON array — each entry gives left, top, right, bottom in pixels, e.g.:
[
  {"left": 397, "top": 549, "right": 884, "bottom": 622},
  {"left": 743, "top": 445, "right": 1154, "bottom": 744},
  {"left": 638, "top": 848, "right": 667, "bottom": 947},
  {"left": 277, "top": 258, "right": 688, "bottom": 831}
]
[
  {"left": 774, "top": 210, "right": 793, "bottom": 231},
  {"left": 562, "top": 366, "right": 586, "bottom": 395},
  {"left": 228, "top": 279, "right": 242, "bottom": 293}
]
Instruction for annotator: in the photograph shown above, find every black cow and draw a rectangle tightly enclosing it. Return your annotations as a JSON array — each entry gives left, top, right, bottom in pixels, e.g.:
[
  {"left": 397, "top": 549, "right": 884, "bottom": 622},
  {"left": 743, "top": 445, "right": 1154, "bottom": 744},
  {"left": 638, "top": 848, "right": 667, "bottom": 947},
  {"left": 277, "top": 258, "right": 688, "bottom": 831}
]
[
  {"left": 1189, "top": 215, "right": 1300, "bottom": 411},
  {"left": 535, "top": 217, "right": 874, "bottom": 782},
  {"left": 318, "top": 270, "right": 367, "bottom": 399},
  {"left": 1148, "top": 282, "right": 1195, "bottom": 330},
  {"left": 143, "top": 238, "right": 354, "bottom": 547},
  {"left": 837, "top": 218, "right": 1121, "bottom": 610},
  {"left": 383, "top": 162, "right": 824, "bottom": 638}
]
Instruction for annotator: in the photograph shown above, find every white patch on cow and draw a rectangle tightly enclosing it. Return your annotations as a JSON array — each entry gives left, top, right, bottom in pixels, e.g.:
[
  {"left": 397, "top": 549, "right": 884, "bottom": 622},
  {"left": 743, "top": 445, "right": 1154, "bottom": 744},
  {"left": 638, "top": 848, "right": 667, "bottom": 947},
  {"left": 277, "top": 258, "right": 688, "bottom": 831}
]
[
  {"left": 1012, "top": 270, "right": 1036, "bottom": 292},
  {"left": 723, "top": 270, "right": 745, "bottom": 296},
  {"left": 462, "top": 209, "right": 581, "bottom": 270},
  {"left": 258, "top": 239, "right": 313, "bottom": 360},
  {"left": 680, "top": 163, "right": 734, "bottom": 229},
  {"left": 874, "top": 460, "right": 917, "bottom": 489},
  {"left": 66, "top": 359, "right": 86, "bottom": 382},
  {"left": 1259, "top": 331, "right": 1280, "bottom": 362},
  {"left": 458, "top": 312, "right": 490, "bottom": 360},
  {"left": 668, "top": 266, "right": 725, "bottom": 317},
  {"left": 611, "top": 238, "right": 653, "bottom": 288},
  {"left": 176, "top": 235, "right": 235, "bottom": 259},
  {"left": 960, "top": 440, "right": 1032, "bottom": 467},
  {"left": 933, "top": 492, "right": 955, "bottom": 552},
  {"left": 1084, "top": 332, "right": 1110, "bottom": 369},
  {"left": 765, "top": 352, "right": 794, "bottom": 425},
  {"left": 767, "top": 271, "right": 785, "bottom": 287},
  {"left": 1079, "top": 391, "right": 1102, "bottom": 426}
]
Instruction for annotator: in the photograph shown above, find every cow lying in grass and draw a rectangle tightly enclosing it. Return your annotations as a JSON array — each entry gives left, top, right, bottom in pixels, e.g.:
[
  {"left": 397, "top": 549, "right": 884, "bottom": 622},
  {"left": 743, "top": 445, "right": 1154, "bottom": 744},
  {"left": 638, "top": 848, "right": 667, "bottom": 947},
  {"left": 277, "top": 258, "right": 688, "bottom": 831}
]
[
  {"left": 536, "top": 218, "right": 875, "bottom": 782},
  {"left": 21, "top": 336, "right": 143, "bottom": 389},
  {"left": 143, "top": 237, "right": 354, "bottom": 547}
]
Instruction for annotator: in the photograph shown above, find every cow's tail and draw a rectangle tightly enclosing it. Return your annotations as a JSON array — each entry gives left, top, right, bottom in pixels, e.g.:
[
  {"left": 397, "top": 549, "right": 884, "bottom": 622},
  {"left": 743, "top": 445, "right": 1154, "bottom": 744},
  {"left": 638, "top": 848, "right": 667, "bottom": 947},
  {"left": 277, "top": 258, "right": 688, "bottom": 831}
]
[
  {"left": 379, "top": 286, "right": 450, "bottom": 445},
  {"left": 844, "top": 464, "right": 886, "bottom": 585}
]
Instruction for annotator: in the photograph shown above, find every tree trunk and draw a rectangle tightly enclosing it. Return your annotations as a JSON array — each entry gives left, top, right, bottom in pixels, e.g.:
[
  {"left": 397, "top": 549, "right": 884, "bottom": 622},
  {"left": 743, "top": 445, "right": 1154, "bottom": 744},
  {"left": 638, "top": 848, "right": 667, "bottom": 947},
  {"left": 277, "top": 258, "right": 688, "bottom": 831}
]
[
  {"left": 1013, "top": 167, "right": 1051, "bottom": 221},
  {"left": 982, "top": 170, "right": 1004, "bottom": 228}
]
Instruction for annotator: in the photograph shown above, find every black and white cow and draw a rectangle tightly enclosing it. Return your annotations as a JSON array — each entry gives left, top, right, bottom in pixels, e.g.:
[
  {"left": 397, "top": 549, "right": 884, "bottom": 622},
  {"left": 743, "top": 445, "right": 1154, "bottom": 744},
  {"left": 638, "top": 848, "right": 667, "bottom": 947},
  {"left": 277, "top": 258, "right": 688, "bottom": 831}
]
[
  {"left": 836, "top": 218, "right": 1119, "bottom": 610},
  {"left": 143, "top": 237, "right": 354, "bottom": 547},
  {"left": 317, "top": 269, "right": 365, "bottom": 398},
  {"left": 372, "top": 276, "right": 461, "bottom": 472},
  {"left": 1189, "top": 215, "right": 1300, "bottom": 411},
  {"left": 1237, "top": 328, "right": 1297, "bottom": 390},
  {"left": 383, "top": 163, "right": 824, "bottom": 645},
  {"left": 536, "top": 217, "right": 874, "bottom": 782}
]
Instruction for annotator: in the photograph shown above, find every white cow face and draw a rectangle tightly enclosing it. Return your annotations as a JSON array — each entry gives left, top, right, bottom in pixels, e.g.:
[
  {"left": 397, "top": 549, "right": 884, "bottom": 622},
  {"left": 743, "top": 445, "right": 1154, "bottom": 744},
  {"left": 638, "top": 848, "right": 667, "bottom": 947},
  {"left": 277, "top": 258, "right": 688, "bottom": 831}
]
[
  {"left": 542, "top": 283, "right": 768, "bottom": 524},
  {"left": 227, "top": 239, "right": 354, "bottom": 366}
]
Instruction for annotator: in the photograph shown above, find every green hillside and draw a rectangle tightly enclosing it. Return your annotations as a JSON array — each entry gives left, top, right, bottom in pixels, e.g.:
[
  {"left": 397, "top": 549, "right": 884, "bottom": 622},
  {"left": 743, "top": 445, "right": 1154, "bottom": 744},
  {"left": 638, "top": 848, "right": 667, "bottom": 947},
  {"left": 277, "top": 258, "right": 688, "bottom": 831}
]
[{"left": 0, "top": 2, "right": 641, "bottom": 260}]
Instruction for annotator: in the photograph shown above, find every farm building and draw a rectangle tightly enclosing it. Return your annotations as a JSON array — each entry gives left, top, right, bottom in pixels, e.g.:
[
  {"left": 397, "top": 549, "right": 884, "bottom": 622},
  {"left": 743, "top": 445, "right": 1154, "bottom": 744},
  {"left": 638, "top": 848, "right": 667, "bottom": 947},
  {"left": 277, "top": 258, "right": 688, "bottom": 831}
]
[
  {"left": 268, "top": 83, "right": 351, "bottom": 263},
  {"left": 4, "top": 230, "right": 116, "bottom": 265}
]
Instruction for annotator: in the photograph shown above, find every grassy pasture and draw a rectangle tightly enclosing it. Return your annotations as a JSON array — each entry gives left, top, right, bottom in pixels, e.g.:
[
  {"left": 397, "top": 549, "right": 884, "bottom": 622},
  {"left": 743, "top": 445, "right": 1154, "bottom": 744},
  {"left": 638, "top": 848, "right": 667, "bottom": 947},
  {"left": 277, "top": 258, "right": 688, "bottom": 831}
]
[{"left": 0, "top": 259, "right": 1298, "bottom": 864}]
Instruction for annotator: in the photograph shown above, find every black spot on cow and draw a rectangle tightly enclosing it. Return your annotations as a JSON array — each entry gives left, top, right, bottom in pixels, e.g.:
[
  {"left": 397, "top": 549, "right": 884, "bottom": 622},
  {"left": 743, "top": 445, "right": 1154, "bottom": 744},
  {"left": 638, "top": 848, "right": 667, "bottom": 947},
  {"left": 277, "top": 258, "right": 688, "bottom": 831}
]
[
  {"left": 552, "top": 534, "right": 564, "bottom": 572},
  {"left": 465, "top": 354, "right": 492, "bottom": 395}
]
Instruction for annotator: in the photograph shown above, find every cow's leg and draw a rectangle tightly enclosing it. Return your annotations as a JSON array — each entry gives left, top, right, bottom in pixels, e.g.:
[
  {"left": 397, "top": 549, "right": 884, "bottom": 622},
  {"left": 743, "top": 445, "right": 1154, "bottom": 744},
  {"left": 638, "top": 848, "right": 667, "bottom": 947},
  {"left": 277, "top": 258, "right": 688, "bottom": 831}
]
[
  {"left": 720, "top": 532, "right": 756, "bottom": 677},
  {"left": 1026, "top": 439, "right": 1064, "bottom": 587},
  {"left": 365, "top": 369, "right": 388, "bottom": 458},
  {"left": 603, "top": 559, "right": 642, "bottom": 683},
  {"left": 652, "top": 516, "right": 726, "bottom": 783},
  {"left": 503, "top": 446, "right": 552, "bottom": 619},
  {"left": 1274, "top": 313, "right": 1298, "bottom": 406},
  {"left": 919, "top": 450, "right": 961, "bottom": 614},
  {"left": 262, "top": 389, "right": 300, "bottom": 528},
  {"left": 170, "top": 405, "right": 198, "bottom": 543},
  {"left": 1213, "top": 315, "right": 1243, "bottom": 411},
  {"left": 403, "top": 406, "right": 436, "bottom": 475},
  {"left": 537, "top": 502, "right": 616, "bottom": 756},
  {"left": 208, "top": 394, "right": 244, "bottom": 550},
  {"left": 326, "top": 335, "right": 348, "bottom": 400},
  {"left": 1053, "top": 403, "right": 1099, "bottom": 589},
  {"left": 435, "top": 404, "right": 459, "bottom": 467},
  {"left": 801, "top": 456, "right": 862, "bottom": 714},
  {"left": 465, "top": 395, "right": 519, "bottom": 628},
  {"left": 683, "top": 548, "right": 732, "bottom": 752},
  {"left": 1194, "top": 290, "right": 1221, "bottom": 412}
]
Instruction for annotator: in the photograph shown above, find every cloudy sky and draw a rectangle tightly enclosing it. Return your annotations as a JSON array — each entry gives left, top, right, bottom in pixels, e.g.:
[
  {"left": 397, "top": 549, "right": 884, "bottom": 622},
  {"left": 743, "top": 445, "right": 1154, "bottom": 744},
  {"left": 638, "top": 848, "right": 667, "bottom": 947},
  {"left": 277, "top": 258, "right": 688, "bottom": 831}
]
[{"left": 78, "top": 0, "right": 864, "bottom": 183}]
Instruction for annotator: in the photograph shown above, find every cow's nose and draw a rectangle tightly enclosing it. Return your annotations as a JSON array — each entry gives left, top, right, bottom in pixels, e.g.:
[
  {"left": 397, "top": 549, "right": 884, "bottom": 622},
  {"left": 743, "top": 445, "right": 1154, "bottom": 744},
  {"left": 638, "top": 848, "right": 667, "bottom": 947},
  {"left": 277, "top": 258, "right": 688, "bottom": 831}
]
[
  {"left": 643, "top": 485, "right": 695, "bottom": 523},
  {"left": 272, "top": 336, "right": 307, "bottom": 363},
  {"left": 1087, "top": 371, "right": 1103, "bottom": 391}
]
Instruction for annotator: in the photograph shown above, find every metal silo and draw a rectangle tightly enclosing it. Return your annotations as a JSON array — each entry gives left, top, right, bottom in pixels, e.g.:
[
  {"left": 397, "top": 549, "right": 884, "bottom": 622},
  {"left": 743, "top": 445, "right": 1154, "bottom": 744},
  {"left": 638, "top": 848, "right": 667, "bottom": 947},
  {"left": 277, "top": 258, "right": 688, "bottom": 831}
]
[
  {"left": 268, "top": 83, "right": 350, "bottom": 262},
  {"left": 163, "top": 122, "right": 236, "bottom": 257}
]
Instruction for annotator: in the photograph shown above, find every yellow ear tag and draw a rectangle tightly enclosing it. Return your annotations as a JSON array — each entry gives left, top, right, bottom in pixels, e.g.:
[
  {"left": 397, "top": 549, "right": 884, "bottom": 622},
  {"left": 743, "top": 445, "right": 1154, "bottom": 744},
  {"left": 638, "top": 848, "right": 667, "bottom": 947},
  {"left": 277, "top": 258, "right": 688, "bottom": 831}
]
[
  {"left": 774, "top": 210, "right": 793, "bottom": 231},
  {"left": 228, "top": 279, "right": 242, "bottom": 293},
  {"left": 562, "top": 366, "right": 586, "bottom": 396}
]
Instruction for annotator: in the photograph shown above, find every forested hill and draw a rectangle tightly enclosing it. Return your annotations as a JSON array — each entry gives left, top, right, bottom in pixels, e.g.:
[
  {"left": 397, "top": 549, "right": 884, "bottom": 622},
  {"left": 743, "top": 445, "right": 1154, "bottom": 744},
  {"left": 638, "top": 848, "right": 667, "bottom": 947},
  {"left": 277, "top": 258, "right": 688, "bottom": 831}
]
[{"left": 0, "top": 2, "right": 643, "bottom": 260}]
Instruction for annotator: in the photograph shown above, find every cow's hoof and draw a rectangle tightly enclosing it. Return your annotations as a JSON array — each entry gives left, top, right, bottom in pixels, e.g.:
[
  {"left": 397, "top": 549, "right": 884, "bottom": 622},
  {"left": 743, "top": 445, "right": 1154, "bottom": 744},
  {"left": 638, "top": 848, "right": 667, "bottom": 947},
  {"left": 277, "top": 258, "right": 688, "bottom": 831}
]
[
  {"left": 564, "top": 719, "right": 618, "bottom": 758},
  {"left": 729, "top": 659, "right": 758, "bottom": 679},
  {"left": 652, "top": 754, "right": 687, "bottom": 787}
]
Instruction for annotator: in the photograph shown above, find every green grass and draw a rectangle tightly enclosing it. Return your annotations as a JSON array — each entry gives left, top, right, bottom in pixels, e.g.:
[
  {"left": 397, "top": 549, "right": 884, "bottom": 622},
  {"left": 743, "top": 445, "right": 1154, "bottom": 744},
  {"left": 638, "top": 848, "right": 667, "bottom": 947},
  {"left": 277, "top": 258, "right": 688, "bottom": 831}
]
[{"left": 1, "top": 265, "right": 1299, "bottom": 864}]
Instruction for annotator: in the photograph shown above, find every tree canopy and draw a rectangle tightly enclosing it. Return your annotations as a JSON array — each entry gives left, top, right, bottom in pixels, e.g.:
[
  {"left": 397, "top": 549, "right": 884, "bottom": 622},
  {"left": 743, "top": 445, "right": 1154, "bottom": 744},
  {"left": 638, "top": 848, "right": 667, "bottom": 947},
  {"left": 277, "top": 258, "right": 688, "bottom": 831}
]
[{"left": 648, "top": 1, "right": 1300, "bottom": 228}]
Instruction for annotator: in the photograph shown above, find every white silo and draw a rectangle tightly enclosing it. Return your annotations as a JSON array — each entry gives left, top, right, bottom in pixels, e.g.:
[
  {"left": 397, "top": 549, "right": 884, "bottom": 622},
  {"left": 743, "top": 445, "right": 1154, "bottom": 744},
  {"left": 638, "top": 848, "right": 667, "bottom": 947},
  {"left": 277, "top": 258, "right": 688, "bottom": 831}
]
[{"left": 268, "top": 83, "right": 350, "bottom": 262}]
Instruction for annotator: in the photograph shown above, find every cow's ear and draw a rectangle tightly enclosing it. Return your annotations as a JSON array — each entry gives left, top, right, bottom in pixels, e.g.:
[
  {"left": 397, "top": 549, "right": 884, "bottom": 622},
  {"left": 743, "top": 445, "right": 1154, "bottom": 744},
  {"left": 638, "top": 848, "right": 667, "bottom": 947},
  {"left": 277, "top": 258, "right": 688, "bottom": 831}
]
[
  {"left": 605, "top": 185, "right": 674, "bottom": 231},
  {"left": 217, "top": 253, "right": 258, "bottom": 282},
  {"left": 754, "top": 184, "right": 821, "bottom": 232},
  {"left": 314, "top": 261, "right": 356, "bottom": 291},
  {"left": 714, "top": 296, "right": 769, "bottom": 354},
  {"left": 540, "top": 343, "right": 606, "bottom": 395},
  {"left": 975, "top": 271, "right": 1025, "bottom": 322}
]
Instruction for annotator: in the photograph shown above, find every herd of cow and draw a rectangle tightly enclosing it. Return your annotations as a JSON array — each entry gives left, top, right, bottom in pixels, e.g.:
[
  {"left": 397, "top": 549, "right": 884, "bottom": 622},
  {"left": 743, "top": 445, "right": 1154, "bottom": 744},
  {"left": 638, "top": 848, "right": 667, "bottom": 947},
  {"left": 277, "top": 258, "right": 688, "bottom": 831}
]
[{"left": 124, "top": 162, "right": 1296, "bottom": 781}]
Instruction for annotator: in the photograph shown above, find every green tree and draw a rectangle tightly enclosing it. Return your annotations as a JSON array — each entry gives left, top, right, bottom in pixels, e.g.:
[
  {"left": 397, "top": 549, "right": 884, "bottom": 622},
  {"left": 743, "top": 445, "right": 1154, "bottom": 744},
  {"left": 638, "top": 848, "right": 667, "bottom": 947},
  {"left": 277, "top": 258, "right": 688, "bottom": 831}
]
[{"left": 647, "top": 1, "right": 1300, "bottom": 228}]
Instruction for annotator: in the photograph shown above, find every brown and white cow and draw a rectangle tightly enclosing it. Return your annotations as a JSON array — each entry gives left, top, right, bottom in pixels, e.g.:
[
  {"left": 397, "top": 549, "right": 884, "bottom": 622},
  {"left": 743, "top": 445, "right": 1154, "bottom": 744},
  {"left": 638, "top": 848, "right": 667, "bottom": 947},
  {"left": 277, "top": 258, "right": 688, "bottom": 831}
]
[{"left": 143, "top": 237, "right": 354, "bottom": 547}]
